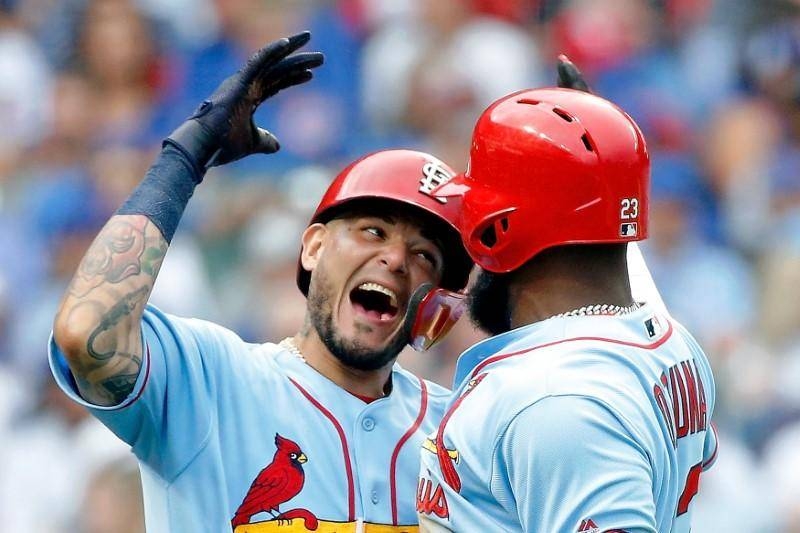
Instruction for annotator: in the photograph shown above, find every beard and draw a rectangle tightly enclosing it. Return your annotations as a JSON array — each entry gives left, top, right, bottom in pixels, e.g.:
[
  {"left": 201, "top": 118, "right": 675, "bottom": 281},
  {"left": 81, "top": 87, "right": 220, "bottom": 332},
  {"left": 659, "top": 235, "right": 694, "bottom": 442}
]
[
  {"left": 468, "top": 268, "right": 512, "bottom": 336},
  {"left": 306, "top": 268, "right": 408, "bottom": 371}
]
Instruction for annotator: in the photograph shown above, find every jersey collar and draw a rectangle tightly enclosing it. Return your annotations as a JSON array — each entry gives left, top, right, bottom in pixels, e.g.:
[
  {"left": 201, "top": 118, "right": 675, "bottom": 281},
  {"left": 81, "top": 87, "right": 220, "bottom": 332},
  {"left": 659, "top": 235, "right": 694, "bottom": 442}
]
[
  {"left": 453, "top": 303, "right": 659, "bottom": 388},
  {"left": 453, "top": 320, "right": 553, "bottom": 389}
]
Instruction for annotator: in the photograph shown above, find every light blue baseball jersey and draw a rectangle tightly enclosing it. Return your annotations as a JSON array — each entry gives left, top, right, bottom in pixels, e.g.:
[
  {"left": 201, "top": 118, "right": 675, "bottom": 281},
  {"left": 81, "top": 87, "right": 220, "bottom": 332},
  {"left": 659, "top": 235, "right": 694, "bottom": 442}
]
[
  {"left": 49, "top": 304, "right": 450, "bottom": 533},
  {"left": 417, "top": 304, "right": 717, "bottom": 533}
]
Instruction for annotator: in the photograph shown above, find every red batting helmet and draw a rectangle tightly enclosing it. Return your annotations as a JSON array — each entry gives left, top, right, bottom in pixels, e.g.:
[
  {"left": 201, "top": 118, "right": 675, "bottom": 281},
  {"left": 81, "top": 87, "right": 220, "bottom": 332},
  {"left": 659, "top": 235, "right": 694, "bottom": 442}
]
[
  {"left": 434, "top": 88, "right": 650, "bottom": 273},
  {"left": 296, "top": 149, "right": 473, "bottom": 294}
]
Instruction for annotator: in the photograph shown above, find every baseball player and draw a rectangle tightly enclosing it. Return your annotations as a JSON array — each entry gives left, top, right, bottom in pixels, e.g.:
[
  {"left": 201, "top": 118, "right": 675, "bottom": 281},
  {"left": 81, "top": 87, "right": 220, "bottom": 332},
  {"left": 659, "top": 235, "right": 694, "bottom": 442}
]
[
  {"left": 417, "top": 88, "right": 718, "bottom": 532},
  {"left": 49, "top": 32, "right": 474, "bottom": 532}
]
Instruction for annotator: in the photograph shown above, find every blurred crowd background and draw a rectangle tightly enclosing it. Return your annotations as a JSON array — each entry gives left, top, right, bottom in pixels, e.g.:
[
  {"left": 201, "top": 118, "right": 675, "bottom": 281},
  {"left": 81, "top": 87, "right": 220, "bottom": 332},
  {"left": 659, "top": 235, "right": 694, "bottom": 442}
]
[{"left": 0, "top": 0, "right": 798, "bottom": 530}]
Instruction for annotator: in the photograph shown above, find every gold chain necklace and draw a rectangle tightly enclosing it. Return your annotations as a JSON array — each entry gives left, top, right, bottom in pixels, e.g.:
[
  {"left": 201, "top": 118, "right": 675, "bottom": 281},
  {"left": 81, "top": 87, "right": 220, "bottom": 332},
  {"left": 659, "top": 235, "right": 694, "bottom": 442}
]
[
  {"left": 279, "top": 337, "right": 390, "bottom": 399},
  {"left": 279, "top": 337, "right": 306, "bottom": 363}
]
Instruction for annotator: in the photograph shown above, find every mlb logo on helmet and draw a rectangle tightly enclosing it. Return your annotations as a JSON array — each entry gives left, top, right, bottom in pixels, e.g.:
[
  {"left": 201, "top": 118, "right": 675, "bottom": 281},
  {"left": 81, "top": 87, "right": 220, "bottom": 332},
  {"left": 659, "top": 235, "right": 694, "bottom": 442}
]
[{"left": 620, "top": 222, "right": 638, "bottom": 237}]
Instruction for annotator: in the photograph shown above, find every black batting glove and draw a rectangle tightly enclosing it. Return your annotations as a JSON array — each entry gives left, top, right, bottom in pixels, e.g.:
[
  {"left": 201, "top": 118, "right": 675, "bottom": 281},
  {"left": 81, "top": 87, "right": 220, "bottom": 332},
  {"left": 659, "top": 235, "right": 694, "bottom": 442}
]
[
  {"left": 166, "top": 31, "right": 324, "bottom": 172},
  {"left": 556, "top": 54, "right": 591, "bottom": 93}
]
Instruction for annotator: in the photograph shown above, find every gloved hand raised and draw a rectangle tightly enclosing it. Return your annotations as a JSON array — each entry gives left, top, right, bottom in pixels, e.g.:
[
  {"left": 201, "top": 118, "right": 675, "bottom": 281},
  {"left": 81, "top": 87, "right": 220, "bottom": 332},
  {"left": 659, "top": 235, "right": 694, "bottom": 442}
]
[
  {"left": 167, "top": 31, "right": 324, "bottom": 170},
  {"left": 556, "top": 53, "right": 591, "bottom": 93}
]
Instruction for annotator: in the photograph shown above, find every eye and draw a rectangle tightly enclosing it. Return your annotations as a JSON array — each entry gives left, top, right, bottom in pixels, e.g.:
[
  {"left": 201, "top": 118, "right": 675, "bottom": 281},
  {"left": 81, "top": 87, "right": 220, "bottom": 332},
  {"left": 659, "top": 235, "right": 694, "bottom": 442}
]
[
  {"left": 417, "top": 250, "right": 434, "bottom": 263},
  {"left": 290, "top": 453, "right": 297, "bottom": 459},
  {"left": 415, "top": 249, "right": 440, "bottom": 269},
  {"left": 364, "top": 226, "right": 385, "bottom": 239}
]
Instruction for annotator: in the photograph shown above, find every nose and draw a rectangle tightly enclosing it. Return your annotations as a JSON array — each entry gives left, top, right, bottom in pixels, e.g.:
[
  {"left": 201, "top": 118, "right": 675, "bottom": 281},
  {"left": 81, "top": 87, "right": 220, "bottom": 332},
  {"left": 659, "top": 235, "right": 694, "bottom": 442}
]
[{"left": 378, "top": 241, "right": 409, "bottom": 275}]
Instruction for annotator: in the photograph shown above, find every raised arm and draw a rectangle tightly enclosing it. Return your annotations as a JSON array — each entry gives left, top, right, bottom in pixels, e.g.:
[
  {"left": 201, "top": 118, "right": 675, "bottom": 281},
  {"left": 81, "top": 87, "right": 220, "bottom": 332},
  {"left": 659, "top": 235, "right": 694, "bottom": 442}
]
[{"left": 53, "top": 32, "right": 323, "bottom": 406}]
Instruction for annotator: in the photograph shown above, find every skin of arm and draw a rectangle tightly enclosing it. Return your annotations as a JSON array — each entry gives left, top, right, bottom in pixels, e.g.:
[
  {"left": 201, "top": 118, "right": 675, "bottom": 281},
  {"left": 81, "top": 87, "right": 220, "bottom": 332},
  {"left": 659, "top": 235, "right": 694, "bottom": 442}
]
[{"left": 53, "top": 215, "right": 167, "bottom": 406}]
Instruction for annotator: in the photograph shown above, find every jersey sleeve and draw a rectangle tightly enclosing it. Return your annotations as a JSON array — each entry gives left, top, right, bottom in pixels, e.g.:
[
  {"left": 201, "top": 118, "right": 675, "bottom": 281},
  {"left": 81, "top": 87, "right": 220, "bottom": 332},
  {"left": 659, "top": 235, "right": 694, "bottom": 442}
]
[
  {"left": 48, "top": 304, "right": 238, "bottom": 479},
  {"left": 493, "top": 395, "right": 657, "bottom": 533},
  {"left": 702, "top": 422, "right": 719, "bottom": 471}
]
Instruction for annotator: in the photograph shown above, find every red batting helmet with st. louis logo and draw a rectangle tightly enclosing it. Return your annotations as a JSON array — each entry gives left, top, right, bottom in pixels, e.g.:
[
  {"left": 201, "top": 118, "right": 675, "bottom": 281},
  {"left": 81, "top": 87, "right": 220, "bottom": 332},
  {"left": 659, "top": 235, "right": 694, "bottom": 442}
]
[{"left": 296, "top": 149, "right": 473, "bottom": 294}]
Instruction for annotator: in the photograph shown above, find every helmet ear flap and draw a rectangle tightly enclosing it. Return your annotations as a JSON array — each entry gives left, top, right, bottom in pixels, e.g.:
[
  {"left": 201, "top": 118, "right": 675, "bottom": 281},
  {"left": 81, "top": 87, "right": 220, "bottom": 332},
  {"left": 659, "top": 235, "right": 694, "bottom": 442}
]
[{"left": 469, "top": 208, "right": 516, "bottom": 255}]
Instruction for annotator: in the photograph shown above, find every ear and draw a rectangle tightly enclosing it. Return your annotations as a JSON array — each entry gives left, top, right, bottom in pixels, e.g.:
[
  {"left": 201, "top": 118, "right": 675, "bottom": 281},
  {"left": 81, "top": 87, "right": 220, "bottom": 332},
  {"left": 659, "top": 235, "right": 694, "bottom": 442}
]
[{"left": 300, "top": 223, "right": 327, "bottom": 272}]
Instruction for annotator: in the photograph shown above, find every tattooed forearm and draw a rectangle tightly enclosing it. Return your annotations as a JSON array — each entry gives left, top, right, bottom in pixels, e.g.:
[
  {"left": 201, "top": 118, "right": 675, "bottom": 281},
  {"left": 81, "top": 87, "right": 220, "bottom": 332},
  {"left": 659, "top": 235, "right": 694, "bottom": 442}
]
[
  {"left": 77, "top": 372, "right": 140, "bottom": 405},
  {"left": 100, "top": 372, "right": 140, "bottom": 403},
  {"left": 54, "top": 215, "right": 168, "bottom": 405},
  {"left": 68, "top": 217, "right": 167, "bottom": 298},
  {"left": 76, "top": 363, "right": 140, "bottom": 405},
  {"left": 86, "top": 285, "right": 151, "bottom": 361}
]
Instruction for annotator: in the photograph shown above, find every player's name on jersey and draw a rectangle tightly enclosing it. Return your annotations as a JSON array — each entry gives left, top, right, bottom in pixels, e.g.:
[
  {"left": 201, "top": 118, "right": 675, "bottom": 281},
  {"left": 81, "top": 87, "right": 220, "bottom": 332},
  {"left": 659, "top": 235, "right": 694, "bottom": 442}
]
[
  {"left": 653, "top": 359, "right": 709, "bottom": 447},
  {"left": 234, "top": 519, "right": 419, "bottom": 533}
]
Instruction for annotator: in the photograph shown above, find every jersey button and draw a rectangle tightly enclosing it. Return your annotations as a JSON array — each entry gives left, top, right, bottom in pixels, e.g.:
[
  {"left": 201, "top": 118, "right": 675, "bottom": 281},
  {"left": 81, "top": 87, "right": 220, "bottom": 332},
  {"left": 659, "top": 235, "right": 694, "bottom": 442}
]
[
  {"left": 362, "top": 417, "right": 375, "bottom": 431},
  {"left": 371, "top": 490, "right": 379, "bottom": 504}
]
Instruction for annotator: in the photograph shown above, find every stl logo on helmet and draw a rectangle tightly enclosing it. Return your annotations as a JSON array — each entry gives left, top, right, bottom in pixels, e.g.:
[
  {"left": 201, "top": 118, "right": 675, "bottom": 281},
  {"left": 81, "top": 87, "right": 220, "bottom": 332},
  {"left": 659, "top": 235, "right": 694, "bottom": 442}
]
[{"left": 419, "top": 160, "right": 454, "bottom": 204}]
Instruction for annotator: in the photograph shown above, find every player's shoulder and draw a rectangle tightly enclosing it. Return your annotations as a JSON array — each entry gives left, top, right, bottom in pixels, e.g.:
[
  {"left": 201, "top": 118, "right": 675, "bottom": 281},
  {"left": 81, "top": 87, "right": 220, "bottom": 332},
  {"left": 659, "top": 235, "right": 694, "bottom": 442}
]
[
  {"left": 144, "top": 303, "right": 241, "bottom": 339},
  {"left": 470, "top": 309, "right": 673, "bottom": 403},
  {"left": 142, "top": 303, "right": 278, "bottom": 365},
  {"left": 390, "top": 365, "right": 451, "bottom": 418},
  {"left": 391, "top": 363, "right": 451, "bottom": 399}
]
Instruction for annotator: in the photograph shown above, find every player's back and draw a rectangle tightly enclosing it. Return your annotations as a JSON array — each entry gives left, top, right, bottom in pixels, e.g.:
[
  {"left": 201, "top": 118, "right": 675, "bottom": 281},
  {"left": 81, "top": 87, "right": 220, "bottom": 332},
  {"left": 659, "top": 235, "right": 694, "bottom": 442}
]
[
  {"left": 634, "top": 315, "right": 718, "bottom": 532},
  {"left": 420, "top": 304, "right": 717, "bottom": 532},
  {"left": 545, "top": 309, "right": 719, "bottom": 532},
  {"left": 546, "top": 308, "right": 718, "bottom": 532}
]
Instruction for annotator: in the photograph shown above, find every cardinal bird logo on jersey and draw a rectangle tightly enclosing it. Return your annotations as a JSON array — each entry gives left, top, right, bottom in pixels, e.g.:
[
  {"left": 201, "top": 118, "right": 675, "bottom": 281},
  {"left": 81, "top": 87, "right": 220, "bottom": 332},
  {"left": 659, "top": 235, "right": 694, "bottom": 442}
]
[
  {"left": 425, "top": 373, "right": 487, "bottom": 493},
  {"left": 231, "top": 434, "right": 318, "bottom": 530}
]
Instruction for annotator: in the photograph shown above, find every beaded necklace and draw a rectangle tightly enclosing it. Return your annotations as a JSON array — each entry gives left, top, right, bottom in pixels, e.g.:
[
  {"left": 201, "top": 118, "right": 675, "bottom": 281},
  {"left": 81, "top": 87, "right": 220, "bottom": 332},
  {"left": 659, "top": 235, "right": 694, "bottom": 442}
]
[{"left": 550, "top": 302, "right": 642, "bottom": 320}]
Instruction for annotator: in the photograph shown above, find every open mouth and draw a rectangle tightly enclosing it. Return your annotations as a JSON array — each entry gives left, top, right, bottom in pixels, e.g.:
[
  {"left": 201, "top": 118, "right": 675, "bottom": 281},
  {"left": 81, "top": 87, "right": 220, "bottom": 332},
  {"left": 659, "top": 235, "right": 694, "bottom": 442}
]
[{"left": 350, "top": 282, "right": 400, "bottom": 322}]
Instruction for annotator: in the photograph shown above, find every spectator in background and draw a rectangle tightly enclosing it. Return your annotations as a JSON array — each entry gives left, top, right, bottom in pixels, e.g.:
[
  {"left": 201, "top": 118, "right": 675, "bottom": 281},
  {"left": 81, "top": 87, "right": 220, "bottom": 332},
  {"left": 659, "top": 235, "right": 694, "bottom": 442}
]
[
  {"left": 135, "top": 0, "right": 217, "bottom": 48},
  {"left": 232, "top": 202, "right": 315, "bottom": 340},
  {"left": 557, "top": 0, "right": 696, "bottom": 146},
  {"left": 0, "top": 353, "right": 30, "bottom": 453},
  {"left": 361, "top": 0, "right": 542, "bottom": 163},
  {"left": 79, "top": 457, "right": 145, "bottom": 533},
  {"left": 29, "top": 72, "right": 95, "bottom": 170},
  {"left": 75, "top": 0, "right": 174, "bottom": 146},
  {"left": 1, "top": 73, "right": 95, "bottom": 364},
  {"left": 0, "top": 0, "right": 51, "bottom": 174},
  {"left": 708, "top": 16, "right": 800, "bottom": 255},
  {"left": 758, "top": 245, "right": 800, "bottom": 533},
  {"left": 643, "top": 154, "right": 757, "bottom": 352},
  {"left": 0, "top": 375, "right": 129, "bottom": 532},
  {"left": 178, "top": 0, "right": 361, "bottom": 172},
  {"left": 763, "top": 416, "right": 800, "bottom": 533},
  {"left": 702, "top": 97, "right": 782, "bottom": 253},
  {"left": 692, "top": 425, "right": 777, "bottom": 531}
]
